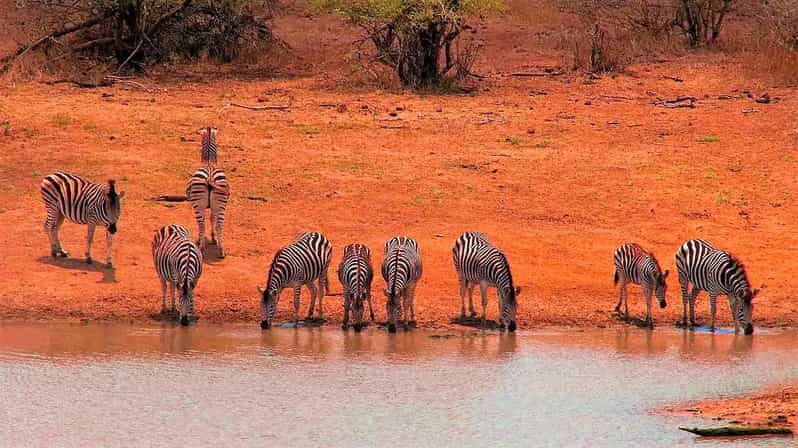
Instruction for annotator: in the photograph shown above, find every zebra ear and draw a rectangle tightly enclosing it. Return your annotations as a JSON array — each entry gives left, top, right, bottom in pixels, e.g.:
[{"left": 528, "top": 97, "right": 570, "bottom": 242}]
[
  {"left": 662, "top": 270, "right": 670, "bottom": 279},
  {"left": 257, "top": 286, "right": 265, "bottom": 294},
  {"left": 752, "top": 288, "right": 761, "bottom": 298},
  {"left": 515, "top": 286, "right": 522, "bottom": 296}
]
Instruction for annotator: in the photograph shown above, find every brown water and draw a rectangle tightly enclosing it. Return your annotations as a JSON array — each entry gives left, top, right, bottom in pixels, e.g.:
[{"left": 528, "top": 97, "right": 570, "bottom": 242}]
[{"left": 1, "top": 324, "right": 797, "bottom": 447}]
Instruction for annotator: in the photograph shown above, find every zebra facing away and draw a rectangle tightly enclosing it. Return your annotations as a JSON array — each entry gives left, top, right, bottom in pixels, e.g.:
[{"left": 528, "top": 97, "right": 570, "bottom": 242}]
[
  {"left": 187, "top": 127, "right": 230, "bottom": 258},
  {"left": 381, "top": 236, "right": 423, "bottom": 333},
  {"left": 337, "top": 244, "right": 375, "bottom": 332},
  {"left": 675, "top": 239, "right": 759, "bottom": 335},
  {"left": 259, "top": 232, "right": 332, "bottom": 329},
  {"left": 612, "top": 243, "right": 669, "bottom": 327},
  {"left": 152, "top": 224, "right": 203, "bottom": 326},
  {"left": 41, "top": 172, "right": 125, "bottom": 268},
  {"left": 453, "top": 232, "right": 520, "bottom": 332}
]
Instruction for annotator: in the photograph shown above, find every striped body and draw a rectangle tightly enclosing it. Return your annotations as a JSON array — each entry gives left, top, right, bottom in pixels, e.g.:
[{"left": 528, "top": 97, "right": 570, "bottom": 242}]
[
  {"left": 259, "top": 232, "right": 333, "bottom": 328},
  {"left": 41, "top": 172, "right": 124, "bottom": 267},
  {"left": 152, "top": 224, "right": 203, "bottom": 326},
  {"left": 612, "top": 243, "right": 668, "bottom": 326},
  {"left": 337, "top": 244, "right": 375, "bottom": 331},
  {"left": 381, "top": 236, "right": 423, "bottom": 333},
  {"left": 187, "top": 127, "right": 230, "bottom": 258},
  {"left": 675, "top": 239, "right": 757, "bottom": 334},
  {"left": 453, "top": 232, "right": 519, "bottom": 332}
]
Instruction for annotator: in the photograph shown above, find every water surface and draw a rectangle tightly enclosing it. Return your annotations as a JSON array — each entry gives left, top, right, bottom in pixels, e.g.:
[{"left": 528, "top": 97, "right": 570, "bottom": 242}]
[{"left": 1, "top": 323, "right": 797, "bottom": 447}]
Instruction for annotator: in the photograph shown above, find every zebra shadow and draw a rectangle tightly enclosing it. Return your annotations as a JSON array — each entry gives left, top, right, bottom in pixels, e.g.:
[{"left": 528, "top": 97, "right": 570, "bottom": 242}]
[{"left": 37, "top": 256, "right": 117, "bottom": 283}]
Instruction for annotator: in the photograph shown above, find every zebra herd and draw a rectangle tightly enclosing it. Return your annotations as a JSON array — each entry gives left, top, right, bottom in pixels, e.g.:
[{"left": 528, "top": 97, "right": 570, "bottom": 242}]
[{"left": 39, "top": 127, "right": 760, "bottom": 334}]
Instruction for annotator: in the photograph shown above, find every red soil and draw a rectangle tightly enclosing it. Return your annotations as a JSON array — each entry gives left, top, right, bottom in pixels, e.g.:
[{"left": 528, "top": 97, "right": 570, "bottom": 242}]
[
  {"left": 668, "top": 387, "right": 798, "bottom": 430},
  {"left": 0, "top": 7, "right": 796, "bottom": 331}
]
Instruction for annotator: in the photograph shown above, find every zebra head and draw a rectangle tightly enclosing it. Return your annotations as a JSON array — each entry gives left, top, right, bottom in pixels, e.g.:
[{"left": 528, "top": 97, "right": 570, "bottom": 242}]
[
  {"left": 199, "top": 127, "right": 218, "bottom": 164},
  {"left": 654, "top": 270, "right": 669, "bottom": 309},
  {"left": 734, "top": 287, "right": 760, "bottom": 335},
  {"left": 501, "top": 286, "right": 521, "bottom": 332},
  {"left": 178, "top": 279, "right": 195, "bottom": 326},
  {"left": 383, "top": 287, "right": 401, "bottom": 334},
  {"left": 258, "top": 286, "right": 278, "bottom": 329},
  {"left": 351, "top": 289, "right": 367, "bottom": 332},
  {"left": 105, "top": 180, "right": 125, "bottom": 234}
]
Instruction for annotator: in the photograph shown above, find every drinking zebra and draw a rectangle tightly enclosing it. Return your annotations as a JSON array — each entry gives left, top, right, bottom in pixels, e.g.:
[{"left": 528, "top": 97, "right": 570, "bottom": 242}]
[
  {"left": 40, "top": 172, "right": 125, "bottom": 268},
  {"left": 612, "top": 243, "right": 669, "bottom": 326},
  {"left": 675, "top": 239, "right": 758, "bottom": 334},
  {"left": 187, "top": 127, "right": 230, "bottom": 258},
  {"left": 337, "top": 243, "right": 375, "bottom": 332},
  {"left": 453, "top": 232, "right": 520, "bottom": 332},
  {"left": 381, "top": 236, "right": 423, "bottom": 333},
  {"left": 152, "top": 224, "right": 203, "bottom": 326},
  {"left": 259, "top": 232, "right": 332, "bottom": 329}
]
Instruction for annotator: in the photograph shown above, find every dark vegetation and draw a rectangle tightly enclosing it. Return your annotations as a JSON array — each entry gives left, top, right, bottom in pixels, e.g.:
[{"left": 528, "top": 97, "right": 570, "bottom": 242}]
[{"left": 3, "top": 0, "right": 798, "bottom": 87}]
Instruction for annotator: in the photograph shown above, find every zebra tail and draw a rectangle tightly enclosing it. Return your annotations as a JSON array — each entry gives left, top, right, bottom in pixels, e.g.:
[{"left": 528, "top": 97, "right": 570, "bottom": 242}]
[{"left": 613, "top": 270, "right": 619, "bottom": 285}]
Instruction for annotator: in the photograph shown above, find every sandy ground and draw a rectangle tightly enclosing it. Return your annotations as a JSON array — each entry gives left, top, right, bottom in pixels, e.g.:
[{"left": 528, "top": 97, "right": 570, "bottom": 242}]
[
  {"left": 668, "top": 387, "right": 798, "bottom": 430},
  {"left": 0, "top": 6, "right": 796, "bottom": 332}
]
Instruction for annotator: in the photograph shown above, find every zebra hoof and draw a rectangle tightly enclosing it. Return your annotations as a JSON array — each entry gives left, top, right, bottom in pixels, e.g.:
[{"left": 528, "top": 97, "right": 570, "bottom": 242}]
[
  {"left": 86, "top": 257, "right": 93, "bottom": 265},
  {"left": 354, "top": 323, "right": 362, "bottom": 332},
  {"left": 508, "top": 321, "right": 517, "bottom": 332},
  {"left": 106, "top": 262, "right": 114, "bottom": 269},
  {"left": 260, "top": 320, "right": 270, "bottom": 329},
  {"left": 388, "top": 324, "right": 397, "bottom": 333},
  {"left": 59, "top": 251, "right": 70, "bottom": 258},
  {"left": 341, "top": 324, "right": 348, "bottom": 330},
  {"left": 180, "top": 316, "right": 190, "bottom": 326}
]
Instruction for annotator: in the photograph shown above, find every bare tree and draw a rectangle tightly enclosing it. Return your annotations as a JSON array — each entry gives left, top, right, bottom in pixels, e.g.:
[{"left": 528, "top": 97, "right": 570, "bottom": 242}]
[{"left": 673, "top": 0, "right": 735, "bottom": 46}]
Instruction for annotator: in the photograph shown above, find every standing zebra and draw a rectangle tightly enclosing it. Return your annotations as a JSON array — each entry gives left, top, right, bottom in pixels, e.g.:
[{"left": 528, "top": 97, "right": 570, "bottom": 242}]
[
  {"left": 337, "top": 243, "right": 375, "bottom": 332},
  {"left": 41, "top": 172, "right": 125, "bottom": 268},
  {"left": 381, "top": 236, "right": 423, "bottom": 333},
  {"left": 152, "top": 224, "right": 203, "bottom": 326},
  {"left": 612, "top": 243, "right": 669, "bottom": 326},
  {"left": 675, "top": 239, "right": 759, "bottom": 334},
  {"left": 259, "top": 232, "right": 332, "bottom": 329},
  {"left": 187, "top": 127, "right": 230, "bottom": 258},
  {"left": 453, "top": 232, "right": 520, "bottom": 332}
]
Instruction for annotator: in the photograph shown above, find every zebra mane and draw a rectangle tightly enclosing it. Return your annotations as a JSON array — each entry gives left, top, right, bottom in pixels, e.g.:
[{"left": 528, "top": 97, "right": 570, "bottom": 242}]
[
  {"left": 647, "top": 252, "right": 664, "bottom": 276},
  {"left": 725, "top": 251, "right": 751, "bottom": 285},
  {"left": 497, "top": 249, "right": 515, "bottom": 292},
  {"left": 389, "top": 247, "right": 401, "bottom": 296},
  {"left": 265, "top": 248, "right": 283, "bottom": 292}
]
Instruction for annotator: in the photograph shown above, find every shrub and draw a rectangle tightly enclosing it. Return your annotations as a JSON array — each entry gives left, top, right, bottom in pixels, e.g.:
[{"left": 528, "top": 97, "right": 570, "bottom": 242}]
[
  {"left": 313, "top": 0, "right": 505, "bottom": 89},
  {"left": 673, "top": 0, "right": 735, "bottom": 47}
]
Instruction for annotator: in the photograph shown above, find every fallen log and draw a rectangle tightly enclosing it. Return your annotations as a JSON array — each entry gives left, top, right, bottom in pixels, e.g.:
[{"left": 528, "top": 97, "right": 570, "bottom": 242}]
[
  {"left": 149, "top": 195, "right": 188, "bottom": 202},
  {"left": 229, "top": 103, "right": 290, "bottom": 111},
  {"left": 679, "top": 426, "right": 792, "bottom": 437},
  {"left": 653, "top": 96, "right": 696, "bottom": 109}
]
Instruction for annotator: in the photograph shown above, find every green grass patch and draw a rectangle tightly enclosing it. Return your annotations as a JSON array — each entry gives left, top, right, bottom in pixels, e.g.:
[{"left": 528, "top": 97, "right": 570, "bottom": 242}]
[
  {"left": 295, "top": 125, "right": 321, "bottom": 135},
  {"left": 533, "top": 140, "right": 550, "bottom": 149},
  {"left": 704, "top": 171, "right": 718, "bottom": 179},
  {"left": 53, "top": 113, "right": 72, "bottom": 129},
  {"left": 698, "top": 135, "right": 720, "bottom": 143},
  {"left": 715, "top": 191, "right": 728, "bottom": 205}
]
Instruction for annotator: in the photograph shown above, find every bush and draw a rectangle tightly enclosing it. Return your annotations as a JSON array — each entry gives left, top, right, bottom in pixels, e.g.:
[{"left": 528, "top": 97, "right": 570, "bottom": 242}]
[
  {"left": 673, "top": 0, "right": 735, "bottom": 46},
  {"left": 313, "top": 0, "right": 505, "bottom": 89},
  {"left": 2, "top": 0, "right": 277, "bottom": 72}
]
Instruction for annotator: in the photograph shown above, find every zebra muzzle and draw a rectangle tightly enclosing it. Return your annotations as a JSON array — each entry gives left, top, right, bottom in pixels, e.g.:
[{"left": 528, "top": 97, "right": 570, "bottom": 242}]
[
  {"left": 260, "top": 320, "right": 270, "bottom": 330},
  {"left": 744, "top": 323, "right": 754, "bottom": 335},
  {"left": 108, "top": 223, "right": 117, "bottom": 234}
]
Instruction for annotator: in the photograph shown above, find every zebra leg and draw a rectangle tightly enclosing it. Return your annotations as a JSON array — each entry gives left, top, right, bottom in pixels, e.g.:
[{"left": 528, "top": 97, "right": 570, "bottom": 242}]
[
  {"left": 211, "top": 196, "right": 227, "bottom": 258},
  {"left": 621, "top": 282, "right": 629, "bottom": 317},
  {"left": 85, "top": 224, "right": 96, "bottom": 264},
  {"left": 709, "top": 293, "right": 717, "bottom": 332},
  {"left": 497, "top": 290, "right": 505, "bottom": 330},
  {"left": 342, "top": 293, "right": 350, "bottom": 330},
  {"left": 728, "top": 296, "right": 740, "bottom": 333},
  {"left": 160, "top": 279, "right": 168, "bottom": 313},
  {"left": 192, "top": 204, "right": 207, "bottom": 255},
  {"left": 170, "top": 283, "right": 176, "bottom": 311},
  {"left": 689, "top": 286, "right": 700, "bottom": 327},
  {"left": 105, "top": 228, "right": 114, "bottom": 268},
  {"left": 643, "top": 283, "right": 652, "bottom": 326},
  {"left": 459, "top": 279, "right": 467, "bottom": 319},
  {"left": 678, "top": 275, "right": 689, "bottom": 327},
  {"left": 479, "top": 281, "right": 489, "bottom": 329},
  {"left": 306, "top": 282, "right": 318, "bottom": 320},
  {"left": 47, "top": 213, "right": 68, "bottom": 257},
  {"left": 468, "top": 284, "right": 477, "bottom": 317},
  {"left": 293, "top": 286, "right": 301, "bottom": 325},
  {"left": 407, "top": 284, "right": 416, "bottom": 324},
  {"left": 318, "top": 274, "right": 329, "bottom": 319},
  {"left": 367, "top": 292, "right": 375, "bottom": 322}
]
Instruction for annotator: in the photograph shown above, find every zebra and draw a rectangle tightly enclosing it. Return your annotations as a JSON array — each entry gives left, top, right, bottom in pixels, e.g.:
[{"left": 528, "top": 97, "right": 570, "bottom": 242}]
[
  {"left": 612, "top": 243, "right": 669, "bottom": 327},
  {"left": 187, "top": 127, "right": 230, "bottom": 258},
  {"left": 675, "top": 239, "right": 759, "bottom": 334},
  {"left": 41, "top": 172, "right": 125, "bottom": 268},
  {"left": 453, "top": 232, "right": 520, "bottom": 332},
  {"left": 152, "top": 224, "right": 203, "bottom": 326},
  {"left": 259, "top": 232, "right": 332, "bottom": 329},
  {"left": 381, "top": 236, "right": 423, "bottom": 333},
  {"left": 337, "top": 244, "right": 375, "bottom": 332}
]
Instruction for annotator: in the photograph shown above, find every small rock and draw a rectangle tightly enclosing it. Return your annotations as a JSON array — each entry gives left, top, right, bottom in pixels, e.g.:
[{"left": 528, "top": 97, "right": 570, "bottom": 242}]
[
  {"left": 109, "top": 135, "right": 117, "bottom": 140},
  {"left": 584, "top": 100, "right": 592, "bottom": 105}
]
